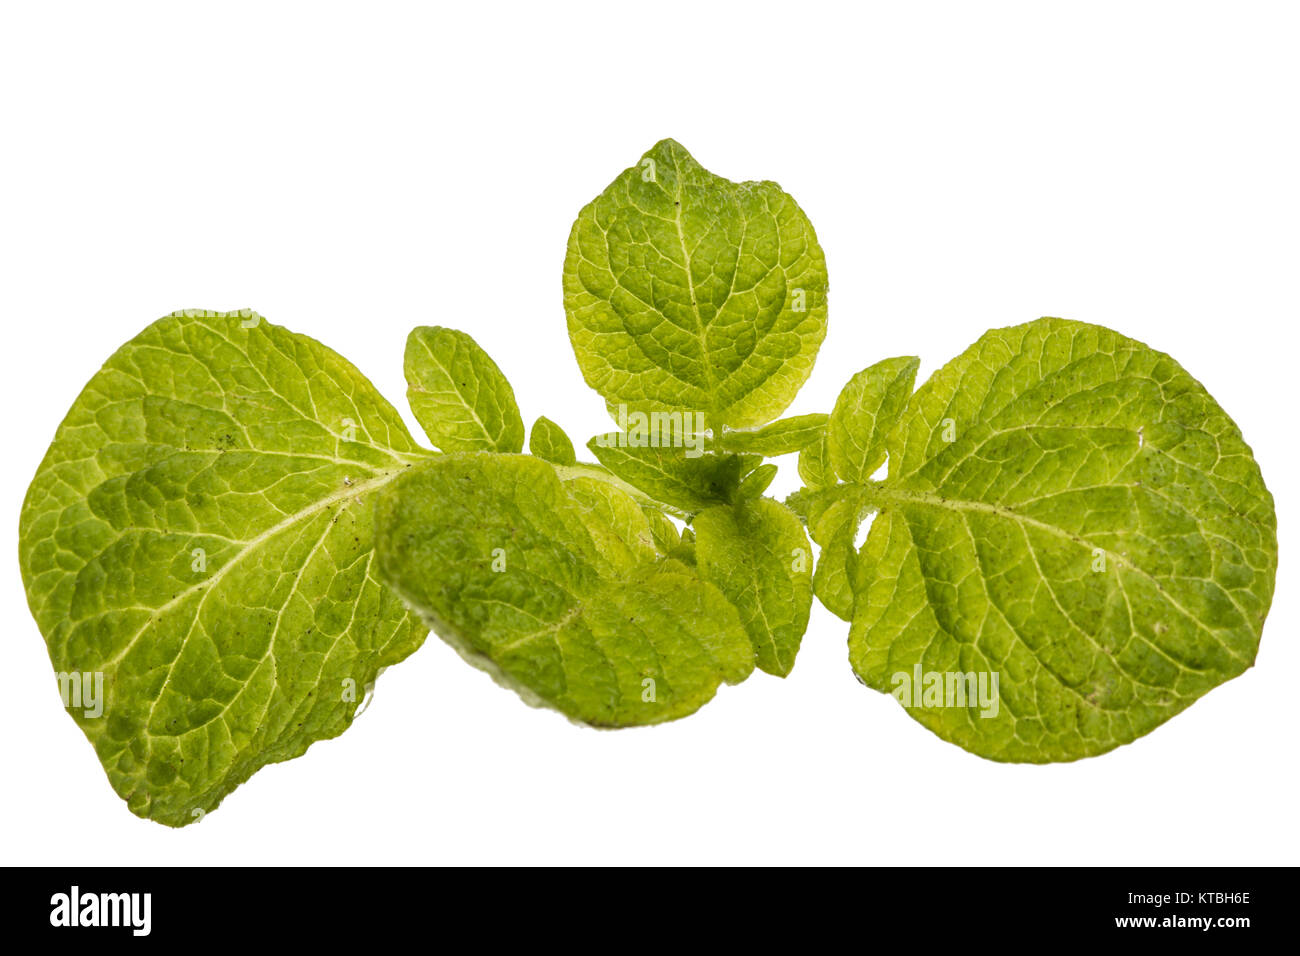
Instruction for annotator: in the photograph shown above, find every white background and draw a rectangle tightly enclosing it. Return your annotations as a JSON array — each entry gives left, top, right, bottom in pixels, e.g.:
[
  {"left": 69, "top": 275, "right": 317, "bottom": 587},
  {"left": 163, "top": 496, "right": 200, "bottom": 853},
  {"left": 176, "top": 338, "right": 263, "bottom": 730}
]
[{"left": 2, "top": 1, "right": 1296, "bottom": 866}]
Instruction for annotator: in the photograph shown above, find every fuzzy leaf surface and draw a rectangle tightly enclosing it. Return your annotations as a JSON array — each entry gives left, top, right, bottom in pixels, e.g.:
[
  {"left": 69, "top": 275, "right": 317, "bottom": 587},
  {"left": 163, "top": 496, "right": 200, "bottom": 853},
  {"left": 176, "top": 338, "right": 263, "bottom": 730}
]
[
  {"left": 564, "top": 139, "right": 828, "bottom": 429},
  {"left": 19, "top": 310, "right": 429, "bottom": 826},
  {"left": 375, "top": 453, "right": 754, "bottom": 726},
  {"left": 846, "top": 318, "right": 1276, "bottom": 761}
]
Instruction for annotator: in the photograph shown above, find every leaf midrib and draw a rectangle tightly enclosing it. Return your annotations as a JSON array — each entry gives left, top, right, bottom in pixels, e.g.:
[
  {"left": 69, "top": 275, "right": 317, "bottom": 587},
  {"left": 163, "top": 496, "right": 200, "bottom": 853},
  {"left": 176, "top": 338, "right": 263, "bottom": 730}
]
[
  {"left": 864, "top": 481, "right": 1252, "bottom": 666},
  {"left": 412, "top": 334, "right": 498, "bottom": 448},
  {"left": 94, "top": 463, "right": 422, "bottom": 673},
  {"left": 667, "top": 141, "right": 719, "bottom": 414}
]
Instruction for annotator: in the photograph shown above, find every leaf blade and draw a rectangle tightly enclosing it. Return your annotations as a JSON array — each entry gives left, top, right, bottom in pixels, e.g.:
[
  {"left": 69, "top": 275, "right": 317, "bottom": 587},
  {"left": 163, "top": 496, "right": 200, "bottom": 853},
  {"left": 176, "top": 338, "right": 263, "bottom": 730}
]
[
  {"left": 405, "top": 326, "right": 524, "bottom": 453},
  {"left": 564, "top": 139, "right": 828, "bottom": 429},
  {"left": 587, "top": 435, "right": 742, "bottom": 514},
  {"left": 695, "top": 498, "right": 814, "bottom": 676},
  {"left": 849, "top": 318, "right": 1277, "bottom": 761},
  {"left": 529, "top": 415, "right": 577, "bottom": 465},
  {"left": 18, "top": 310, "right": 429, "bottom": 826},
  {"left": 828, "top": 355, "right": 919, "bottom": 482},
  {"left": 374, "top": 454, "right": 754, "bottom": 725},
  {"left": 717, "top": 413, "right": 828, "bottom": 456},
  {"left": 797, "top": 433, "right": 835, "bottom": 488}
]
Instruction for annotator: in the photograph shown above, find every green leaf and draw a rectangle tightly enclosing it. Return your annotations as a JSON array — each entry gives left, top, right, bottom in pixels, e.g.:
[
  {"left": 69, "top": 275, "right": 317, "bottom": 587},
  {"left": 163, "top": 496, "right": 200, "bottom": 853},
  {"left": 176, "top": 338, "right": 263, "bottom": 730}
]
[
  {"left": 18, "top": 310, "right": 429, "bottom": 826},
  {"left": 788, "top": 483, "right": 871, "bottom": 621},
  {"left": 736, "top": 463, "right": 778, "bottom": 500},
  {"left": 374, "top": 454, "right": 754, "bottom": 726},
  {"left": 587, "top": 435, "right": 743, "bottom": 513},
  {"left": 828, "top": 356, "right": 919, "bottom": 482},
  {"left": 786, "top": 482, "right": 859, "bottom": 530},
  {"left": 529, "top": 415, "right": 577, "bottom": 465},
  {"left": 564, "top": 139, "right": 829, "bottom": 429},
  {"left": 695, "top": 499, "right": 814, "bottom": 677},
  {"left": 641, "top": 506, "right": 682, "bottom": 553},
  {"left": 809, "top": 491, "right": 867, "bottom": 622},
  {"left": 669, "top": 526, "right": 698, "bottom": 565},
  {"left": 405, "top": 326, "right": 524, "bottom": 452},
  {"left": 798, "top": 434, "right": 834, "bottom": 488},
  {"left": 847, "top": 318, "right": 1277, "bottom": 761},
  {"left": 558, "top": 474, "right": 658, "bottom": 561},
  {"left": 717, "top": 414, "right": 828, "bottom": 455}
]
